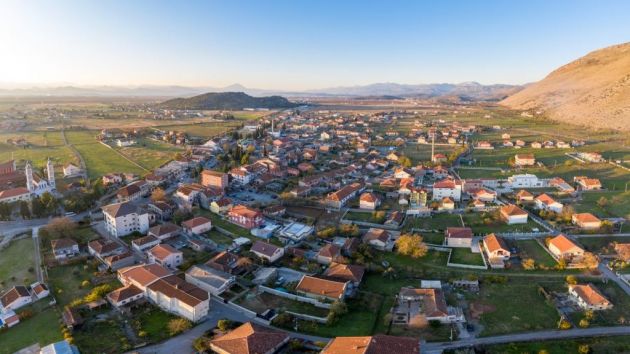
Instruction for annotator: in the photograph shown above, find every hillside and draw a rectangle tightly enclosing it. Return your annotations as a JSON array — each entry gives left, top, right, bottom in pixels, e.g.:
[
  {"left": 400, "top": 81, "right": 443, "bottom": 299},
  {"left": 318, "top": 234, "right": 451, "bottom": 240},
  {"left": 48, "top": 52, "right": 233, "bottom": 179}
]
[
  {"left": 160, "top": 92, "right": 298, "bottom": 110},
  {"left": 502, "top": 42, "right": 630, "bottom": 131}
]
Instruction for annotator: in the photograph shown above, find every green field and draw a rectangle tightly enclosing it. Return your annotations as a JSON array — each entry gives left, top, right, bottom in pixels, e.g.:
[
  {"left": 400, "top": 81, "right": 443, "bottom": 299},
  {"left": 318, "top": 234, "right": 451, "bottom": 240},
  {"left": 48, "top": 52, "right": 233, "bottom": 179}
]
[
  {"left": 133, "top": 306, "right": 180, "bottom": 343},
  {"left": 449, "top": 248, "right": 485, "bottom": 266},
  {"left": 572, "top": 190, "right": 630, "bottom": 220},
  {"left": 577, "top": 236, "right": 630, "bottom": 254},
  {"left": 461, "top": 213, "right": 539, "bottom": 234},
  {"left": 470, "top": 281, "right": 561, "bottom": 336},
  {"left": 401, "top": 143, "right": 459, "bottom": 164},
  {"left": 0, "top": 237, "right": 36, "bottom": 292},
  {"left": 0, "top": 130, "right": 77, "bottom": 170},
  {"left": 477, "top": 334, "right": 630, "bottom": 354},
  {"left": 0, "top": 306, "right": 62, "bottom": 354},
  {"left": 404, "top": 213, "right": 463, "bottom": 231},
  {"left": 515, "top": 239, "right": 557, "bottom": 268},
  {"left": 66, "top": 130, "right": 146, "bottom": 178},
  {"left": 114, "top": 138, "right": 183, "bottom": 170},
  {"left": 73, "top": 318, "right": 127, "bottom": 354},
  {"left": 158, "top": 121, "right": 246, "bottom": 138}
]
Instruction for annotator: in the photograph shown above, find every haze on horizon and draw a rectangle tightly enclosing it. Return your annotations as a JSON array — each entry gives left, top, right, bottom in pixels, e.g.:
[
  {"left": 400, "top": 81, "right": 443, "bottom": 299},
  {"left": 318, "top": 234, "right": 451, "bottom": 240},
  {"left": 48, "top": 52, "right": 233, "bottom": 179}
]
[{"left": 1, "top": 0, "right": 629, "bottom": 91}]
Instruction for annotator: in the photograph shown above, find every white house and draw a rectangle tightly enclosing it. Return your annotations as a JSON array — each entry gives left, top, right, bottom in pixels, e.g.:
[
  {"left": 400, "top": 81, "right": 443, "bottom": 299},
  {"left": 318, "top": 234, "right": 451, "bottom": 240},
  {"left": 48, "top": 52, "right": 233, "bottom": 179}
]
[
  {"left": 102, "top": 202, "right": 150, "bottom": 237},
  {"left": 445, "top": 227, "right": 473, "bottom": 248},
  {"left": 251, "top": 241, "right": 284, "bottom": 263},
  {"left": 181, "top": 216, "right": 212, "bottom": 235},
  {"left": 569, "top": 283, "right": 613, "bottom": 311},
  {"left": 185, "top": 265, "right": 236, "bottom": 296},
  {"left": 148, "top": 244, "right": 183, "bottom": 269},
  {"left": 51, "top": 238, "right": 80, "bottom": 260},
  {"left": 432, "top": 179, "right": 462, "bottom": 201},
  {"left": 500, "top": 204, "right": 529, "bottom": 224},
  {"left": 507, "top": 174, "right": 545, "bottom": 188},
  {"left": 0, "top": 286, "right": 32, "bottom": 312},
  {"left": 62, "top": 163, "right": 83, "bottom": 178},
  {"left": 548, "top": 234, "right": 585, "bottom": 259},
  {"left": 534, "top": 193, "right": 564, "bottom": 213}
]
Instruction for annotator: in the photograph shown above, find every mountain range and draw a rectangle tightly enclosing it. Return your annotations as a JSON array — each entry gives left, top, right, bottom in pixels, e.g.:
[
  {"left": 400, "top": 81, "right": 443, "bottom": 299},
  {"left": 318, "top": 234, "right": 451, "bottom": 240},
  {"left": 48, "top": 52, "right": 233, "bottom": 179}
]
[
  {"left": 0, "top": 82, "right": 522, "bottom": 101},
  {"left": 160, "top": 92, "right": 298, "bottom": 110},
  {"left": 502, "top": 42, "right": 630, "bottom": 131}
]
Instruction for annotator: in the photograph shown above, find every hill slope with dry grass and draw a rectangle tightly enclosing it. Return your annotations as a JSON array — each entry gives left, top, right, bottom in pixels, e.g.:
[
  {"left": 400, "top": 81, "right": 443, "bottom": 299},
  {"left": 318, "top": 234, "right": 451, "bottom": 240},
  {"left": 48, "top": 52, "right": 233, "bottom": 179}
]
[{"left": 502, "top": 42, "right": 630, "bottom": 131}]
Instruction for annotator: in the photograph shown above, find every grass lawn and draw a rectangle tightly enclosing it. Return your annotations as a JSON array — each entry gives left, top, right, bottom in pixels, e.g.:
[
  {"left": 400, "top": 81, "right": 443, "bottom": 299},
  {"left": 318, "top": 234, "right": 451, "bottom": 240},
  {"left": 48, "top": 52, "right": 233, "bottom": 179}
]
[
  {"left": 236, "top": 291, "right": 329, "bottom": 318},
  {"left": 0, "top": 306, "right": 62, "bottom": 354},
  {"left": 470, "top": 281, "right": 561, "bottom": 336},
  {"left": 449, "top": 248, "right": 485, "bottom": 266},
  {"left": 344, "top": 211, "right": 385, "bottom": 224},
  {"left": 66, "top": 130, "right": 146, "bottom": 179},
  {"left": 583, "top": 281, "right": 630, "bottom": 327},
  {"left": 46, "top": 263, "right": 100, "bottom": 307},
  {"left": 295, "top": 293, "right": 382, "bottom": 337},
  {"left": 572, "top": 190, "right": 630, "bottom": 221},
  {"left": 401, "top": 144, "right": 458, "bottom": 164},
  {"left": 205, "top": 229, "right": 234, "bottom": 246},
  {"left": 115, "top": 138, "right": 183, "bottom": 170},
  {"left": 461, "top": 213, "right": 539, "bottom": 234},
  {"left": 454, "top": 168, "right": 507, "bottom": 180},
  {"left": 477, "top": 335, "right": 630, "bottom": 354},
  {"left": 133, "top": 306, "right": 180, "bottom": 343},
  {"left": 74, "top": 319, "right": 127, "bottom": 354},
  {"left": 404, "top": 213, "right": 463, "bottom": 231},
  {"left": 515, "top": 239, "right": 557, "bottom": 268},
  {"left": 419, "top": 232, "right": 445, "bottom": 245},
  {"left": 0, "top": 237, "right": 36, "bottom": 292},
  {"left": 577, "top": 236, "right": 630, "bottom": 254}
]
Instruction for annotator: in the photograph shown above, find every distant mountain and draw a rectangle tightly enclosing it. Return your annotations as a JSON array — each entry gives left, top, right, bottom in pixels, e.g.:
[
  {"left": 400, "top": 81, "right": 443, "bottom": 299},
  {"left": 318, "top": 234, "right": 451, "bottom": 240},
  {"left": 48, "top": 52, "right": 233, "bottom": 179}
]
[
  {"left": 160, "top": 92, "right": 298, "bottom": 110},
  {"left": 0, "top": 82, "right": 522, "bottom": 101},
  {"left": 306, "top": 82, "right": 523, "bottom": 101},
  {"left": 502, "top": 42, "right": 630, "bottom": 131}
]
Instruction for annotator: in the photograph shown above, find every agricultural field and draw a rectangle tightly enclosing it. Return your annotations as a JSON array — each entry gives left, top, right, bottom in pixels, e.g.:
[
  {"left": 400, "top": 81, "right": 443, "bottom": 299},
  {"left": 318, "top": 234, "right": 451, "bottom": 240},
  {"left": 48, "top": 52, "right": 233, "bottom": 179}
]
[
  {"left": 65, "top": 130, "right": 146, "bottom": 178},
  {"left": 0, "top": 130, "right": 77, "bottom": 170},
  {"left": 0, "top": 236, "right": 36, "bottom": 292},
  {"left": 572, "top": 190, "right": 630, "bottom": 221},
  {"left": 404, "top": 213, "right": 463, "bottom": 231},
  {"left": 401, "top": 143, "right": 459, "bottom": 164},
  {"left": 577, "top": 236, "right": 630, "bottom": 254},
  {"left": 478, "top": 336, "right": 630, "bottom": 354},
  {"left": 467, "top": 280, "right": 561, "bottom": 336},
  {"left": 113, "top": 138, "right": 184, "bottom": 170},
  {"left": 449, "top": 248, "right": 485, "bottom": 266},
  {"left": 0, "top": 305, "right": 62, "bottom": 354}
]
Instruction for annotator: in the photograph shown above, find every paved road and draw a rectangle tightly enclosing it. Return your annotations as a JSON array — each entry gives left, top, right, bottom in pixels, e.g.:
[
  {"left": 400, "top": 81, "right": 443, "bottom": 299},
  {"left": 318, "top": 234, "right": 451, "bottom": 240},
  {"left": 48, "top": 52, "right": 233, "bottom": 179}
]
[
  {"left": 32, "top": 226, "right": 43, "bottom": 283},
  {"left": 133, "top": 298, "right": 329, "bottom": 354},
  {"left": 423, "top": 326, "right": 630, "bottom": 353},
  {"left": 598, "top": 262, "right": 630, "bottom": 296}
]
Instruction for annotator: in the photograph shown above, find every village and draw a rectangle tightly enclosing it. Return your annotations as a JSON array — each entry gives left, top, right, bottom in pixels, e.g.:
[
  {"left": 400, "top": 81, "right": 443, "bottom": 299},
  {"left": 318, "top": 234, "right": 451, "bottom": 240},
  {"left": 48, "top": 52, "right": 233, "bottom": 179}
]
[{"left": 1, "top": 106, "right": 630, "bottom": 354}]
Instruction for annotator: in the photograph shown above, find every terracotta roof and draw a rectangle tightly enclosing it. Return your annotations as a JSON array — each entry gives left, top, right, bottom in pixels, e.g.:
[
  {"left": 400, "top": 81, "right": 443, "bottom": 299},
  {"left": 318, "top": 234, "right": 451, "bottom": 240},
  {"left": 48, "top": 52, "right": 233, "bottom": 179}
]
[
  {"left": 209, "top": 322, "right": 289, "bottom": 354},
  {"left": 119, "top": 264, "right": 171, "bottom": 287},
  {"left": 500, "top": 204, "right": 528, "bottom": 216},
  {"left": 573, "top": 213, "right": 601, "bottom": 224},
  {"left": 132, "top": 235, "right": 159, "bottom": 247},
  {"left": 324, "top": 263, "right": 365, "bottom": 283},
  {"left": 516, "top": 190, "right": 534, "bottom": 199},
  {"left": 327, "top": 183, "right": 363, "bottom": 202},
  {"left": 149, "top": 222, "right": 181, "bottom": 236},
  {"left": 433, "top": 180, "right": 456, "bottom": 189},
  {"left": 363, "top": 228, "right": 390, "bottom": 243},
  {"left": 318, "top": 244, "right": 341, "bottom": 259},
  {"left": 399, "top": 287, "right": 449, "bottom": 317},
  {"left": 0, "top": 286, "right": 30, "bottom": 308},
  {"left": 88, "top": 239, "right": 122, "bottom": 254},
  {"left": 360, "top": 192, "right": 379, "bottom": 203},
  {"left": 229, "top": 205, "right": 262, "bottom": 219},
  {"left": 107, "top": 284, "right": 143, "bottom": 303},
  {"left": 570, "top": 283, "right": 611, "bottom": 307},
  {"left": 51, "top": 238, "right": 77, "bottom": 251},
  {"left": 446, "top": 227, "right": 473, "bottom": 239},
  {"left": 147, "top": 274, "right": 209, "bottom": 307},
  {"left": 322, "top": 334, "right": 419, "bottom": 354},
  {"left": 0, "top": 187, "right": 30, "bottom": 199},
  {"left": 296, "top": 275, "right": 347, "bottom": 299},
  {"left": 182, "top": 216, "right": 212, "bottom": 229},
  {"left": 549, "top": 234, "right": 583, "bottom": 254},
  {"left": 31, "top": 282, "right": 48, "bottom": 295},
  {"left": 149, "top": 244, "right": 181, "bottom": 261},
  {"left": 483, "top": 234, "right": 508, "bottom": 253},
  {"left": 535, "top": 193, "right": 559, "bottom": 206},
  {"left": 202, "top": 170, "right": 226, "bottom": 177},
  {"left": 251, "top": 241, "right": 282, "bottom": 258}
]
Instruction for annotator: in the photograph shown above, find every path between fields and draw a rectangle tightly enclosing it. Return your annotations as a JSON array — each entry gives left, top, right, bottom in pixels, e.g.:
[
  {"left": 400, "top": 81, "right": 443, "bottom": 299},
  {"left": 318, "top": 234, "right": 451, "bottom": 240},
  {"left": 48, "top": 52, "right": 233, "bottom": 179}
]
[
  {"left": 98, "top": 141, "right": 149, "bottom": 172},
  {"left": 423, "top": 326, "right": 630, "bottom": 353},
  {"left": 61, "top": 129, "right": 90, "bottom": 186}
]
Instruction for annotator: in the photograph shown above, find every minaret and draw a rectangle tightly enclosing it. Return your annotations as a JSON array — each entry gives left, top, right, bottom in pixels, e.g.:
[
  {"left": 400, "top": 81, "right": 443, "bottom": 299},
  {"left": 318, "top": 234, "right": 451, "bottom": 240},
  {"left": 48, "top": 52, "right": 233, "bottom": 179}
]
[
  {"left": 46, "top": 158, "right": 56, "bottom": 190},
  {"left": 25, "top": 161, "right": 34, "bottom": 193}
]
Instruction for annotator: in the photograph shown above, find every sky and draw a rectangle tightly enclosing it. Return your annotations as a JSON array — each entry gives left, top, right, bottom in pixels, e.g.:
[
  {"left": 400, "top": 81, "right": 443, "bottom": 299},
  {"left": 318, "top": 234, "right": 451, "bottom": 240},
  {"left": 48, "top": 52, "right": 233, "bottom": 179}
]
[{"left": 1, "top": 0, "right": 629, "bottom": 90}]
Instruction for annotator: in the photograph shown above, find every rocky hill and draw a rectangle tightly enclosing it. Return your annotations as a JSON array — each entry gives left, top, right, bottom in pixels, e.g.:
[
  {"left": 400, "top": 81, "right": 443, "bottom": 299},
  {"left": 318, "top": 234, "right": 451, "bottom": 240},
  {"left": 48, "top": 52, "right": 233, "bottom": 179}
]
[
  {"left": 160, "top": 92, "right": 297, "bottom": 110},
  {"left": 502, "top": 42, "right": 630, "bottom": 131}
]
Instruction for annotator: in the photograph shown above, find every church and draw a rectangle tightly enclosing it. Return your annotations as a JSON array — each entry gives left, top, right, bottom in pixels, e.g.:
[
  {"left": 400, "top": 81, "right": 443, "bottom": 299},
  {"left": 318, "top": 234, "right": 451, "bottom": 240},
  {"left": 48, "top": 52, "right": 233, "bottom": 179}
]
[{"left": 25, "top": 159, "right": 56, "bottom": 196}]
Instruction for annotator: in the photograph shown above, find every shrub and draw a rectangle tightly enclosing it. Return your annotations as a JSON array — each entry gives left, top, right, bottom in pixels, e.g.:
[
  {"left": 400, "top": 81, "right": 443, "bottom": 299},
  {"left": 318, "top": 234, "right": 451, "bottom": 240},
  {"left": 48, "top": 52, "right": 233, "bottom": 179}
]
[{"left": 168, "top": 318, "right": 192, "bottom": 336}]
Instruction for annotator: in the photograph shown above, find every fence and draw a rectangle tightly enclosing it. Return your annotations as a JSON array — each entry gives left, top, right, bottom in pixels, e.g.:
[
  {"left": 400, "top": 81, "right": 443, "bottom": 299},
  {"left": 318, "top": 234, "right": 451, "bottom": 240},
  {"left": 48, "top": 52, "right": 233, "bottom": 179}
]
[
  {"left": 286, "top": 310, "right": 328, "bottom": 324},
  {"left": 446, "top": 248, "right": 488, "bottom": 270},
  {"left": 259, "top": 285, "right": 332, "bottom": 309}
]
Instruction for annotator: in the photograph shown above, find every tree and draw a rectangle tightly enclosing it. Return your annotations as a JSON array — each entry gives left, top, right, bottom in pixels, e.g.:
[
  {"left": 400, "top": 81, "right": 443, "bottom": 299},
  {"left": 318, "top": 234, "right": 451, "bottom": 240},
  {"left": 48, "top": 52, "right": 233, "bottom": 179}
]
[
  {"left": 398, "top": 155, "right": 412, "bottom": 168},
  {"left": 44, "top": 217, "right": 78, "bottom": 239},
  {"left": 217, "top": 319, "right": 232, "bottom": 332},
  {"left": 40, "top": 192, "right": 58, "bottom": 214},
  {"left": 578, "top": 344, "right": 591, "bottom": 354},
  {"left": 566, "top": 275, "right": 578, "bottom": 285},
  {"left": 597, "top": 197, "right": 609, "bottom": 209},
  {"left": 558, "top": 318, "right": 572, "bottom": 329},
  {"left": 19, "top": 201, "right": 31, "bottom": 219},
  {"left": 579, "top": 318, "right": 590, "bottom": 328},
  {"left": 151, "top": 187, "right": 167, "bottom": 203},
  {"left": 584, "top": 310, "right": 594, "bottom": 321},
  {"left": 522, "top": 258, "right": 536, "bottom": 270},
  {"left": 581, "top": 252, "right": 598, "bottom": 269},
  {"left": 371, "top": 211, "right": 386, "bottom": 224},
  {"left": 0, "top": 202, "right": 11, "bottom": 220},
  {"left": 168, "top": 318, "right": 192, "bottom": 336},
  {"left": 395, "top": 234, "right": 428, "bottom": 258},
  {"left": 327, "top": 300, "right": 348, "bottom": 325}
]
